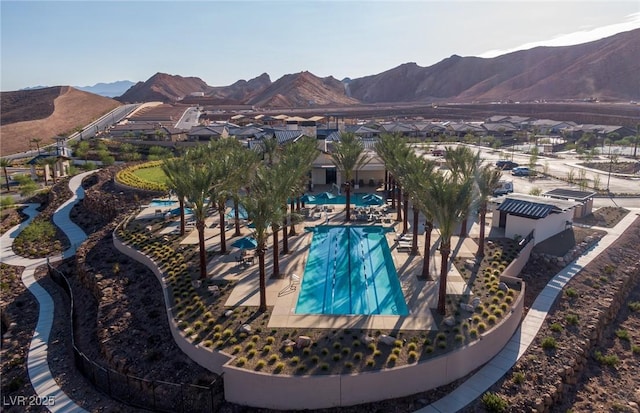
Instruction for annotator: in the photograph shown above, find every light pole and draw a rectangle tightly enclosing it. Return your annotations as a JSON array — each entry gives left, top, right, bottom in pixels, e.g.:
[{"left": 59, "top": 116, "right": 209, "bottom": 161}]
[{"left": 606, "top": 143, "right": 613, "bottom": 192}]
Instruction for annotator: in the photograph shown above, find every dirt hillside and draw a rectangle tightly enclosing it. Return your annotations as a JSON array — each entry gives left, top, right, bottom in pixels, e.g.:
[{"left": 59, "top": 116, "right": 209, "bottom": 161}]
[{"left": 0, "top": 87, "right": 120, "bottom": 156}]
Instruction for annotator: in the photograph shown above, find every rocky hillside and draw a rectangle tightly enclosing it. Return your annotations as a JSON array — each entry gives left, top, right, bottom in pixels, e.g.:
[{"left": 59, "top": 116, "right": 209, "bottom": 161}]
[
  {"left": 113, "top": 29, "right": 639, "bottom": 107},
  {"left": 117, "top": 73, "right": 210, "bottom": 103},
  {"left": 246, "top": 71, "right": 358, "bottom": 107},
  {"left": 348, "top": 28, "right": 640, "bottom": 103}
]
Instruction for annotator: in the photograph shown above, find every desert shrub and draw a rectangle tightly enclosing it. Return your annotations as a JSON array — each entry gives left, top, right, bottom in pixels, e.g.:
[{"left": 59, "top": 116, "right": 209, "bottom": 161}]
[
  {"left": 615, "top": 329, "right": 630, "bottom": 341},
  {"left": 550, "top": 323, "right": 563, "bottom": 332},
  {"left": 566, "top": 314, "right": 579, "bottom": 325},
  {"left": 482, "top": 392, "right": 509, "bottom": 412},
  {"left": 565, "top": 288, "right": 578, "bottom": 298},
  {"left": 235, "top": 357, "right": 247, "bottom": 367},
  {"left": 541, "top": 337, "right": 557, "bottom": 350},
  {"left": 512, "top": 372, "right": 525, "bottom": 384},
  {"left": 594, "top": 350, "right": 619, "bottom": 367}
]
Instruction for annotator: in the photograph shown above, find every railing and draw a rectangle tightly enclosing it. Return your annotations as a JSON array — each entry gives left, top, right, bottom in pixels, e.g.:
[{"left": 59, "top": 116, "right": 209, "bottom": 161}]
[{"left": 46, "top": 261, "right": 222, "bottom": 412}]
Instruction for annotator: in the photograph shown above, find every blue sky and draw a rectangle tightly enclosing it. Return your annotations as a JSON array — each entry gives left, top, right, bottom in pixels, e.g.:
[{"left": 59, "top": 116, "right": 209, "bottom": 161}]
[{"left": 1, "top": 1, "right": 639, "bottom": 91}]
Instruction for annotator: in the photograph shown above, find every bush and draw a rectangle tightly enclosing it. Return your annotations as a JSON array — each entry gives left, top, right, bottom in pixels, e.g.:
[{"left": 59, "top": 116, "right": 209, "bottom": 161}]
[
  {"left": 615, "top": 329, "right": 630, "bottom": 341},
  {"left": 565, "top": 288, "right": 578, "bottom": 298},
  {"left": 594, "top": 350, "right": 619, "bottom": 367},
  {"left": 550, "top": 323, "right": 563, "bottom": 332},
  {"left": 565, "top": 314, "right": 579, "bottom": 325},
  {"left": 481, "top": 392, "right": 509, "bottom": 412},
  {"left": 541, "top": 337, "right": 557, "bottom": 350}
]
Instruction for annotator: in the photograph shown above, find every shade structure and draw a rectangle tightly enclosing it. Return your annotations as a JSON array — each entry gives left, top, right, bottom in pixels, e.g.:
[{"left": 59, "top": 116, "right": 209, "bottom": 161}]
[
  {"left": 231, "top": 236, "right": 258, "bottom": 250},
  {"left": 316, "top": 192, "right": 336, "bottom": 200},
  {"left": 300, "top": 194, "right": 316, "bottom": 202},
  {"left": 362, "top": 193, "right": 384, "bottom": 202},
  {"left": 225, "top": 204, "right": 248, "bottom": 220},
  {"left": 362, "top": 197, "right": 384, "bottom": 206}
]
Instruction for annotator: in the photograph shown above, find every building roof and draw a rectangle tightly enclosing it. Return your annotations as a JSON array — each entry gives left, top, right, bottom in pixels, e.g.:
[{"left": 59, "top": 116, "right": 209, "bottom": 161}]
[
  {"left": 494, "top": 193, "right": 578, "bottom": 219},
  {"left": 543, "top": 188, "right": 597, "bottom": 202}
]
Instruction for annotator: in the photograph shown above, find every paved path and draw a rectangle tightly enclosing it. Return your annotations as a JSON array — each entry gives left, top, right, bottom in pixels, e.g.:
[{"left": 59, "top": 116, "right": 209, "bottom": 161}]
[
  {"left": 1, "top": 171, "right": 95, "bottom": 413},
  {"left": 415, "top": 208, "right": 640, "bottom": 413}
]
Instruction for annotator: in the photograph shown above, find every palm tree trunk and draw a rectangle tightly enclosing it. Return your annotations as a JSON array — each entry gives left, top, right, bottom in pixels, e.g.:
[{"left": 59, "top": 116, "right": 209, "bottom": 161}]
[
  {"left": 179, "top": 198, "right": 185, "bottom": 236},
  {"left": 421, "top": 222, "right": 433, "bottom": 279},
  {"left": 437, "top": 241, "right": 451, "bottom": 315},
  {"left": 460, "top": 217, "right": 468, "bottom": 237},
  {"left": 403, "top": 193, "right": 409, "bottom": 234},
  {"left": 396, "top": 185, "right": 402, "bottom": 222},
  {"left": 233, "top": 199, "right": 241, "bottom": 236},
  {"left": 411, "top": 207, "right": 419, "bottom": 255},
  {"left": 345, "top": 182, "right": 351, "bottom": 221},
  {"left": 390, "top": 177, "right": 396, "bottom": 209},
  {"left": 218, "top": 208, "right": 227, "bottom": 254},
  {"left": 296, "top": 197, "right": 301, "bottom": 211},
  {"left": 272, "top": 226, "right": 280, "bottom": 277},
  {"left": 282, "top": 218, "right": 289, "bottom": 255},
  {"left": 197, "top": 221, "right": 207, "bottom": 279},
  {"left": 258, "top": 248, "right": 267, "bottom": 312},
  {"left": 477, "top": 204, "right": 487, "bottom": 257},
  {"left": 3, "top": 167, "right": 10, "bottom": 192},
  {"left": 384, "top": 169, "right": 388, "bottom": 192}
]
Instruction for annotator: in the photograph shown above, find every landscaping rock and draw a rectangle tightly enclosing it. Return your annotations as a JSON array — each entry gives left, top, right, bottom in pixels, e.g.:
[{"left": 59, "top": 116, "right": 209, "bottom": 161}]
[
  {"left": 379, "top": 334, "right": 397, "bottom": 346},
  {"left": 471, "top": 296, "right": 482, "bottom": 309},
  {"left": 362, "top": 334, "right": 375, "bottom": 344},
  {"left": 464, "top": 259, "right": 476, "bottom": 269},
  {"left": 296, "top": 336, "right": 312, "bottom": 348},
  {"left": 281, "top": 339, "right": 296, "bottom": 348},
  {"left": 443, "top": 316, "right": 456, "bottom": 327},
  {"left": 460, "top": 303, "right": 474, "bottom": 312},
  {"left": 498, "top": 282, "right": 509, "bottom": 292},
  {"left": 239, "top": 324, "right": 252, "bottom": 334},
  {"left": 224, "top": 309, "right": 233, "bottom": 317}
]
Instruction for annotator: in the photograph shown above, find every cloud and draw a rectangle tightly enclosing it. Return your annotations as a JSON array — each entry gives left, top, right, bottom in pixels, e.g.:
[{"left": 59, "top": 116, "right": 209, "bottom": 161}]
[{"left": 478, "top": 12, "right": 640, "bottom": 58}]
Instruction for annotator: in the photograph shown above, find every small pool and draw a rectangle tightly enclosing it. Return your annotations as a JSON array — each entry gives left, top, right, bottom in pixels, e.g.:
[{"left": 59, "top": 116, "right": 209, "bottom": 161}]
[
  {"left": 150, "top": 199, "right": 177, "bottom": 207},
  {"left": 295, "top": 225, "right": 408, "bottom": 316},
  {"left": 304, "top": 193, "right": 385, "bottom": 207}
]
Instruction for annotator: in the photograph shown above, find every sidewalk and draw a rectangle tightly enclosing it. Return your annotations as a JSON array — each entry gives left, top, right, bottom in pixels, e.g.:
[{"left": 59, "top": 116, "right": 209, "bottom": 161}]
[
  {"left": 415, "top": 208, "right": 640, "bottom": 413},
  {"left": 0, "top": 171, "right": 95, "bottom": 413}
]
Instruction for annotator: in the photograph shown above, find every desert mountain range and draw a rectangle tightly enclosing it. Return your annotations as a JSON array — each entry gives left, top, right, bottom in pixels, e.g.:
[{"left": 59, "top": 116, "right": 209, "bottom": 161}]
[{"left": 117, "top": 28, "right": 640, "bottom": 105}]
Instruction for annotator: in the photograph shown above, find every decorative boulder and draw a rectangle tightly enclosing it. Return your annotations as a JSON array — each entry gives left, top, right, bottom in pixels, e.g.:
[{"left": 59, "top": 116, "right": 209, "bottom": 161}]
[
  {"left": 296, "top": 335, "right": 312, "bottom": 348},
  {"left": 281, "top": 339, "right": 296, "bottom": 348},
  {"left": 240, "top": 324, "right": 252, "bottom": 334},
  {"left": 379, "top": 334, "right": 397, "bottom": 346},
  {"left": 224, "top": 309, "right": 233, "bottom": 317},
  {"left": 443, "top": 316, "right": 456, "bottom": 327},
  {"left": 498, "top": 282, "right": 509, "bottom": 292},
  {"left": 464, "top": 259, "right": 476, "bottom": 270},
  {"left": 460, "top": 303, "right": 475, "bottom": 312},
  {"left": 361, "top": 334, "right": 375, "bottom": 344},
  {"left": 471, "top": 296, "right": 482, "bottom": 309}
]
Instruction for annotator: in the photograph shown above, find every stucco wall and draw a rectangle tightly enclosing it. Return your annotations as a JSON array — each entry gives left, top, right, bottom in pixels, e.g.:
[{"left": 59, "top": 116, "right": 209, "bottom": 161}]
[
  {"left": 224, "top": 286, "right": 525, "bottom": 410},
  {"left": 505, "top": 210, "right": 572, "bottom": 246},
  {"left": 503, "top": 238, "right": 534, "bottom": 278}
]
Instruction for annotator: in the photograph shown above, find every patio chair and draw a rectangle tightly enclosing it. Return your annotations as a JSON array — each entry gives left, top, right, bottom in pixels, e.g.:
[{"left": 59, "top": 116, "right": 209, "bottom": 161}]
[{"left": 289, "top": 273, "right": 301, "bottom": 290}]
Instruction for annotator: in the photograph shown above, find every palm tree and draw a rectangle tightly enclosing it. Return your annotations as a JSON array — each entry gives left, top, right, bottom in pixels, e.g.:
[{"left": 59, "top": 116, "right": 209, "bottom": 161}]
[
  {"left": 331, "top": 132, "right": 370, "bottom": 222},
  {"left": 1, "top": 158, "right": 13, "bottom": 191},
  {"left": 475, "top": 164, "right": 502, "bottom": 257},
  {"left": 243, "top": 165, "right": 287, "bottom": 311},
  {"left": 184, "top": 163, "right": 216, "bottom": 279},
  {"left": 228, "top": 147, "right": 260, "bottom": 237},
  {"left": 445, "top": 146, "right": 481, "bottom": 237},
  {"left": 30, "top": 138, "right": 43, "bottom": 154},
  {"left": 429, "top": 172, "right": 475, "bottom": 315},
  {"left": 375, "top": 133, "right": 411, "bottom": 230},
  {"left": 403, "top": 153, "right": 437, "bottom": 262},
  {"left": 162, "top": 157, "right": 191, "bottom": 235}
]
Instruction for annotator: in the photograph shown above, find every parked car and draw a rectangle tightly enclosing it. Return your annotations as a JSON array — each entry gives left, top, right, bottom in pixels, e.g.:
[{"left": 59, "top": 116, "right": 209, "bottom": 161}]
[
  {"left": 493, "top": 180, "right": 514, "bottom": 196},
  {"left": 511, "top": 167, "right": 535, "bottom": 176},
  {"left": 495, "top": 160, "right": 519, "bottom": 170},
  {"left": 431, "top": 149, "right": 446, "bottom": 156}
]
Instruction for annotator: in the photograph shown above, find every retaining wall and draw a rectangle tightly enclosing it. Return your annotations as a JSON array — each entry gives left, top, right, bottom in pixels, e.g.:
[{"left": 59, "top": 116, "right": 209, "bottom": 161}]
[{"left": 224, "top": 285, "right": 525, "bottom": 410}]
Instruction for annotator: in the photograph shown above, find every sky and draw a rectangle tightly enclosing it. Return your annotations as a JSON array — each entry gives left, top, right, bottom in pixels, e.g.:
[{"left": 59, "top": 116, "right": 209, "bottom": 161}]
[{"left": 1, "top": 1, "right": 639, "bottom": 92}]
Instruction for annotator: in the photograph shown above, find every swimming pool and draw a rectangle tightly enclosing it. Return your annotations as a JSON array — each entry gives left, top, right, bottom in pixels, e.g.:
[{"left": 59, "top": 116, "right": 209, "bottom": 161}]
[
  {"left": 150, "top": 199, "right": 177, "bottom": 207},
  {"left": 305, "top": 193, "right": 385, "bottom": 207},
  {"left": 295, "top": 226, "right": 408, "bottom": 316}
]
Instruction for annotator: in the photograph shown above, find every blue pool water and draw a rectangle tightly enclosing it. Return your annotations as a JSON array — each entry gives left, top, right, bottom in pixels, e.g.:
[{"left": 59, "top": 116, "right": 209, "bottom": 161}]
[
  {"left": 150, "top": 199, "right": 177, "bottom": 207},
  {"left": 295, "top": 226, "right": 408, "bottom": 316},
  {"left": 305, "top": 193, "right": 384, "bottom": 207}
]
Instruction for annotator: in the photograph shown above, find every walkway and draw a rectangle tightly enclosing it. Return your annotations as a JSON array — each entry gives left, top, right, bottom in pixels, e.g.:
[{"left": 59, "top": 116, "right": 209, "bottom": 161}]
[
  {"left": 415, "top": 208, "right": 640, "bottom": 413},
  {"left": 1, "top": 171, "right": 96, "bottom": 413}
]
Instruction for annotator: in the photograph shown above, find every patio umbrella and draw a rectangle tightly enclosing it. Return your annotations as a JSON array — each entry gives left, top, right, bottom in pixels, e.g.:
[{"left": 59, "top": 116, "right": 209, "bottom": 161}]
[
  {"left": 300, "top": 194, "right": 316, "bottom": 202},
  {"left": 231, "top": 236, "right": 258, "bottom": 250},
  {"left": 225, "top": 204, "right": 248, "bottom": 220},
  {"left": 362, "top": 193, "right": 383, "bottom": 202},
  {"left": 317, "top": 192, "right": 336, "bottom": 200},
  {"left": 362, "top": 197, "right": 384, "bottom": 206}
]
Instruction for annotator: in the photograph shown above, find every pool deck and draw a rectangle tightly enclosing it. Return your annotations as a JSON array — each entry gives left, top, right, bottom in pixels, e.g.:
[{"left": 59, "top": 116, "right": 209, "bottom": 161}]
[{"left": 138, "top": 190, "right": 484, "bottom": 331}]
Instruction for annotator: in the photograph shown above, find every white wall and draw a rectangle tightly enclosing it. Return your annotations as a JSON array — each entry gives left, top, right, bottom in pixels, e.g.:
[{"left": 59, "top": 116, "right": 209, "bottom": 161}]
[{"left": 505, "top": 210, "right": 573, "bottom": 245}]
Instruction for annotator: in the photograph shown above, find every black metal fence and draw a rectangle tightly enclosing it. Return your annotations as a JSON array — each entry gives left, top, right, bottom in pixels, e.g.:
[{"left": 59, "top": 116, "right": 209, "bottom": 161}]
[{"left": 47, "top": 262, "right": 222, "bottom": 412}]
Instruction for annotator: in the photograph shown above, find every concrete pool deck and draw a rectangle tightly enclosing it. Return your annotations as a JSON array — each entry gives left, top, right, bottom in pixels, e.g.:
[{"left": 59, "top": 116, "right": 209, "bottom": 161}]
[{"left": 188, "top": 198, "right": 482, "bottom": 332}]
